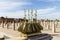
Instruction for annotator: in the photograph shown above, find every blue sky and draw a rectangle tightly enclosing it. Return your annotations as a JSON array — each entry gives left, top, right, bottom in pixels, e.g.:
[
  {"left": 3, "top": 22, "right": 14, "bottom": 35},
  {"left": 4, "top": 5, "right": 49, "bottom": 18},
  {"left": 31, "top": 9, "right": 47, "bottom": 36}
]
[{"left": 0, "top": 0, "right": 60, "bottom": 19}]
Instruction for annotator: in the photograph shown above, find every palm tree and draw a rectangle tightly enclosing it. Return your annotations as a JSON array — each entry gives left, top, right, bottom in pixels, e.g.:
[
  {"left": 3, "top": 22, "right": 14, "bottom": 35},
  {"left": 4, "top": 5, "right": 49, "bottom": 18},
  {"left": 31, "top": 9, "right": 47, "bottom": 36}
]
[{"left": 18, "top": 22, "right": 43, "bottom": 34}]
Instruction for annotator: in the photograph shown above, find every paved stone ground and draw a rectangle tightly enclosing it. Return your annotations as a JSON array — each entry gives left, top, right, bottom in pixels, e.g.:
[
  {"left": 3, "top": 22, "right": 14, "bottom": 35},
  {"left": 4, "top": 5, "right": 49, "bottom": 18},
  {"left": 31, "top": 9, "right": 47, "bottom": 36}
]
[
  {"left": 52, "top": 36, "right": 60, "bottom": 40},
  {"left": 0, "top": 27, "right": 20, "bottom": 37},
  {"left": 42, "top": 30, "right": 60, "bottom": 40},
  {"left": 0, "top": 27, "right": 60, "bottom": 40}
]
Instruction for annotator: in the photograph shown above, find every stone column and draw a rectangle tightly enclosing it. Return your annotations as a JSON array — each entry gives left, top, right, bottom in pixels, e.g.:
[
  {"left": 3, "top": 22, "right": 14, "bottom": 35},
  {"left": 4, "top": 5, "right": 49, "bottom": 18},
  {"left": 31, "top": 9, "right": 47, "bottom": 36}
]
[
  {"left": 2, "top": 21, "right": 4, "bottom": 28},
  {"left": 13, "top": 21, "right": 15, "bottom": 30},
  {"left": 7, "top": 22, "right": 9, "bottom": 29},
  {"left": 48, "top": 21, "right": 51, "bottom": 30},
  {"left": 52, "top": 21, "right": 55, "bottom": 33}
]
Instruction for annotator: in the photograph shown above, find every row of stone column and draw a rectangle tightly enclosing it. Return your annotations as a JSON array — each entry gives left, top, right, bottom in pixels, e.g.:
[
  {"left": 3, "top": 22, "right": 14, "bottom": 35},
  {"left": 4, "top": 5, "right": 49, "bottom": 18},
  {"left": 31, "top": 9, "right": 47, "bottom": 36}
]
[
  {"left": 39, "top": 20, "right": 59, "bottom": 33},
  {"left": 0, "top": 21, "right": 20, "bottom": 30}
]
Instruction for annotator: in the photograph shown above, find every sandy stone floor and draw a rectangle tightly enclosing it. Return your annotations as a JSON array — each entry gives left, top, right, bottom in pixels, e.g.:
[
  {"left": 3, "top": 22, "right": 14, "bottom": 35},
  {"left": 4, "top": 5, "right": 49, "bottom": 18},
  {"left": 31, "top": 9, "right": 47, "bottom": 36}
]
[
  {"left": 0, "top": 27, "right": 20, "bottom": 37},
  {"left": 52, "top": 36, "right": 60, "bottom": 40},
  {"left": 0, "top": 27, "right": 60, "bottom": 40},
  {"left": 42, "top": 30, "right": 60, "bottom": 40}
]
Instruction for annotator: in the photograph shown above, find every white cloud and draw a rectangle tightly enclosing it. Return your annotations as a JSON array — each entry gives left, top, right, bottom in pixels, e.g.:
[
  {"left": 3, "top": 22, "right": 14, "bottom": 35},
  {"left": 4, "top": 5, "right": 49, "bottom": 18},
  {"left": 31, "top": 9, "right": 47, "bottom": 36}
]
[
  {"left": 37, "top": 7, "right": 56, "bottom": 15},
  {"left": 36, "top": 7, "right": 60, "bottom": 19},
  {"left": 0, "top": 0, "right": 32, "bottom": 12},
  {"left": 43, "top": 12, "right": 60, "bottom": 19},
  {"left": 0, "top": 0, "right": 32, "bottom": 18},
  {"left": 0, "top": 7, "right": 59, "bottom": 19},
  {"left": 0, "top": 0, "right": 59, "bottom": 19},
  {"left": 0, "top": 10, "right": 24, "bottom": 18}
]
